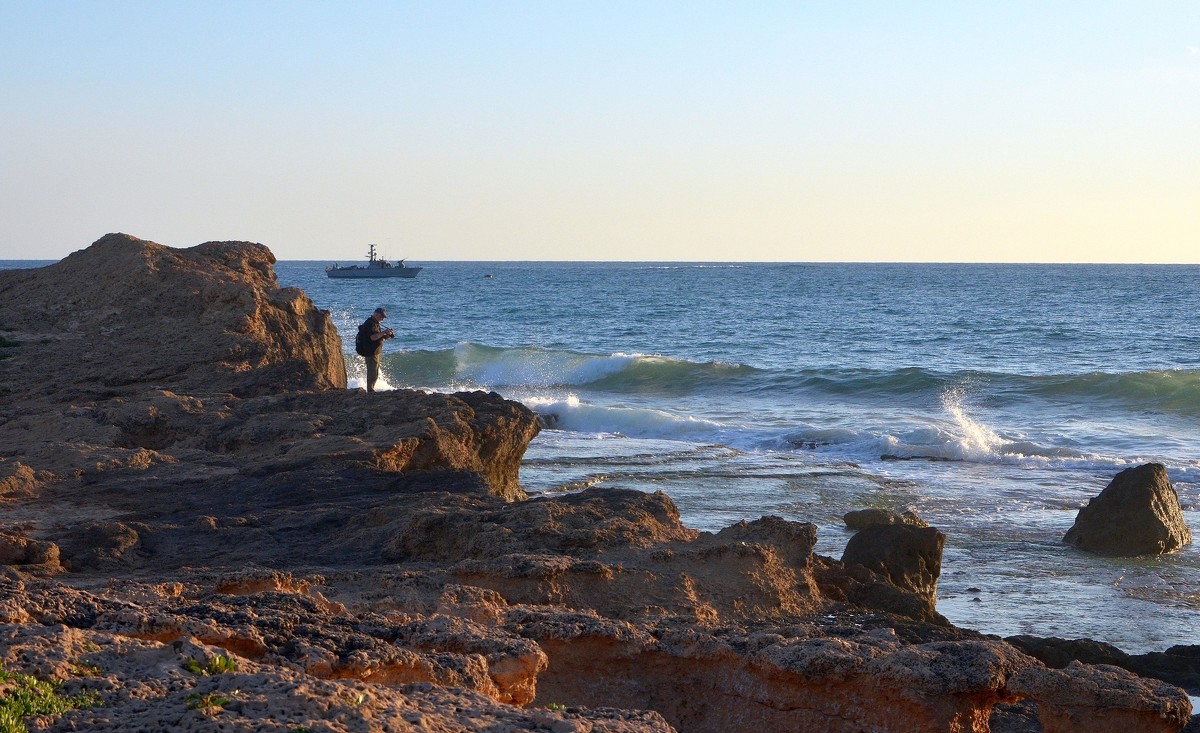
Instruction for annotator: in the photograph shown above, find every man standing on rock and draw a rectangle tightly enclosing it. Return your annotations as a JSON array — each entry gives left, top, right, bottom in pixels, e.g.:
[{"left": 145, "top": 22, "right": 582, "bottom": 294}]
[{"left": 356, "top": 307, "right": 394, "bottom": 393}]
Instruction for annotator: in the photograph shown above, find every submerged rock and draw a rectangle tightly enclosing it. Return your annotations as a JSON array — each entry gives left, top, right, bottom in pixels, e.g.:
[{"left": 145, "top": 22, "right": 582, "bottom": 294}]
[{"left": 1063, "top": 463, "right": 1192, "bottom": 556}]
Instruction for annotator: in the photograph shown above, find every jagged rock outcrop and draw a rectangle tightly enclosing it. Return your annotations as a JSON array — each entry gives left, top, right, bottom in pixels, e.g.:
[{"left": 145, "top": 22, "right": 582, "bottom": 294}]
[
  {"left": 0, "top": 235, "right": 541, "bottom": 504},
  {"left": 0, "top": 579, "right": 673, "bottom": 732},
  {"left": 0, "top": 233, "right": 346, "bottom": 400},
  {"left": 1063, "top": 463, "right": 1192, "bottom": 556},
  {"left": 1009, "top": 661, "right": 1192, "bottom": 733},
  {"left": 1008, "top": 635, "right": 1200, "bottom": 697}
]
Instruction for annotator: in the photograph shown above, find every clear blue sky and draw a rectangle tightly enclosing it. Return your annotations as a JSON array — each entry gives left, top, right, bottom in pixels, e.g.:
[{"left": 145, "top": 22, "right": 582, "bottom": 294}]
[{"left": 2, "top": 2, "right": 1197, "bottom": 262}]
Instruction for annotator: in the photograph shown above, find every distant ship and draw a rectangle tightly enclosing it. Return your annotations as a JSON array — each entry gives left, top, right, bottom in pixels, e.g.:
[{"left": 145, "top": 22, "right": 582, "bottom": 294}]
[{"left": 326, "top": 245, "right": 421, "bottom": 279}]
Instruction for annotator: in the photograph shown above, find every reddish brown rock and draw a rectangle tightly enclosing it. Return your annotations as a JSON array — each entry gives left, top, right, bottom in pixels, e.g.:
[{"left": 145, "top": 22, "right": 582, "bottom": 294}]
[
  {"left": 0, "top": 233, "right": 346, "bottom": 400},
  {"left": 1009, "top": 661, "right": 1192, "bottom": 733}
]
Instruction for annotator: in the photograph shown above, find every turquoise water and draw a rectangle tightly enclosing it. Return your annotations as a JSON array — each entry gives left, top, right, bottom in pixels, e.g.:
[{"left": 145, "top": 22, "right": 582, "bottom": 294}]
[{"left": 11, "top": 258, "right": 1197, "bottom": 653}]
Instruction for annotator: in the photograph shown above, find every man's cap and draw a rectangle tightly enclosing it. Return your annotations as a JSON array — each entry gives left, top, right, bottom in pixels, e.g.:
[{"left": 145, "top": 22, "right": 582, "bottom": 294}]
[{"left": 375, "top": 307, "right": 387, "bottom": 317}]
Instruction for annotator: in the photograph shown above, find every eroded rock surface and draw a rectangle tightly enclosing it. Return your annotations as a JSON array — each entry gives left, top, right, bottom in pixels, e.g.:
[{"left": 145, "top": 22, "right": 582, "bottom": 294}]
[
  {"left": 1063, "top": 463, "right": 1192, "bottom": 556},
  {"left": 0, "top": 233, "right": 346, "bottom": 399}
]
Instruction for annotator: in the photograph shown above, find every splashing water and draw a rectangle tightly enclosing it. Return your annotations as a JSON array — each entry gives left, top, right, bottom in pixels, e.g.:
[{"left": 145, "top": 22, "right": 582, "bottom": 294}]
[{"left": 940, "top": 385, "right": 1007, "bottom": 461}]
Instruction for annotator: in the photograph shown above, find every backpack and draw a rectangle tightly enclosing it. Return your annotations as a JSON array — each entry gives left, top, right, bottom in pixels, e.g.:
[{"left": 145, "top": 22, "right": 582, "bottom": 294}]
[{"left": 355, "top": 322, "right": 373, "bottom": 357}]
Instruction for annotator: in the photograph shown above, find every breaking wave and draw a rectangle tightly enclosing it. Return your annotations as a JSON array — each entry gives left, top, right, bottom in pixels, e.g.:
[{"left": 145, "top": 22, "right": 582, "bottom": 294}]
[
  {"left": 382, "top": 342, "right": 758, "bottom": 393},
  {"left": 381, "top": 343, "right": 1200, "bottom": 417}
]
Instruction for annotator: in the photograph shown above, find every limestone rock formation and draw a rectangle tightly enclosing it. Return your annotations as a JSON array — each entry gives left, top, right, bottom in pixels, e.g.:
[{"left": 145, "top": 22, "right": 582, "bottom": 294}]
[
  {"left": 1008, "top": 635, "right": 1200, "bottom": 699},
  {"left": 1063, "top": 463, "right": 1192, "bottom": 556},
  {"left": 0, "top": 232, "right": 346, "bottom": 400},
  {"left": 1009, "top": 661, "right": 1192, "bottom": 733}
]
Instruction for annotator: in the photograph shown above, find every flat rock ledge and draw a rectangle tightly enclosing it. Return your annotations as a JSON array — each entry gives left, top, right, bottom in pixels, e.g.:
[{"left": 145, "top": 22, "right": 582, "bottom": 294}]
[{"left": 0, "top": 236, "right": 1192, "bottom": 733}]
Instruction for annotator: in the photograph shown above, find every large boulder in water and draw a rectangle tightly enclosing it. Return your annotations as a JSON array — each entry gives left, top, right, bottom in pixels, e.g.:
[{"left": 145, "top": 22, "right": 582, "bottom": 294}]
[
  {"left": 0, "top": 233, "right": 346, "bottom": 400},
  {"left": 1063, "top": 463, "right": 1192, "bottom": 556}
]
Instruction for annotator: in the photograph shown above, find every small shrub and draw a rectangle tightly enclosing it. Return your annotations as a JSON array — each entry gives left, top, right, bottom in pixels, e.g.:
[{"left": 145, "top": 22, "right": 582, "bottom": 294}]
[
  {"left": 185, "top": 691, "right": 231, "bottom": 713},
  {"left": 546, "top": 702, "right": 567, "bottom": 712},
  {"left": 183, "top": 655, "right": 238, "bottom": 676},
  {"left": 0, "top": 666, "right": 100, "bottom": 733}
]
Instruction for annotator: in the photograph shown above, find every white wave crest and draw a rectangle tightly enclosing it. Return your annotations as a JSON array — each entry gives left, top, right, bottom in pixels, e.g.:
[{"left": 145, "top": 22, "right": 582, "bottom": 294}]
[
  {"left": 521, "top": 394, "right": 725, "bottom": 440},
  {"left": 454, "top": 343, "right": 640, "bottom": 387}
]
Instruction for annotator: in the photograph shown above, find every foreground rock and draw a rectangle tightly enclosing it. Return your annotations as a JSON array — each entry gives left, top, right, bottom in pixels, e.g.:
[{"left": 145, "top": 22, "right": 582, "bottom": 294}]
[
  {"left": 1008, "top": 635, "right": 1200, "bottom": 697},
  {"left": 1063, "top": 463, "right": 1192, "bottom": 556},
  {"left": 0, "top": 236, "right": 1191, "bottom": 733}
]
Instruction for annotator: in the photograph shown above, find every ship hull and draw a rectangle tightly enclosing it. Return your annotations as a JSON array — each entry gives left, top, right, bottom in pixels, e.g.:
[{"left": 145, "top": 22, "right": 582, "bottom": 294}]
[{"left": 327, "top": 267, "right": 421, "bottom": 279}]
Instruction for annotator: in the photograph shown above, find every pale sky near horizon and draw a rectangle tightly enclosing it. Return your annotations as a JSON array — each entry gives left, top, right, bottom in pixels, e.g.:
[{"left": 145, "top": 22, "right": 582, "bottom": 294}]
[{"left": 1, "top": 2, "right": 1197, "bottom": 263}]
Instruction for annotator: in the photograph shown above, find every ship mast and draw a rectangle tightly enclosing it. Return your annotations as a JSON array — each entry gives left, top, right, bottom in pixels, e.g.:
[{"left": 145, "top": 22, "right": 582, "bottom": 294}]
[{"left": 367, "top": 244, "right": 378, "bottom": 262}]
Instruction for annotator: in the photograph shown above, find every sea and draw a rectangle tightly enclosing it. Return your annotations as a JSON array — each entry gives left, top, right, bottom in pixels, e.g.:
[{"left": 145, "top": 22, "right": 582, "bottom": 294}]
[
  {"left": 276, "top": 260, "right": 1200, "bottom": 658},
  {"left": 6, "top": 258, "right": 1200, "bottom": 657}
]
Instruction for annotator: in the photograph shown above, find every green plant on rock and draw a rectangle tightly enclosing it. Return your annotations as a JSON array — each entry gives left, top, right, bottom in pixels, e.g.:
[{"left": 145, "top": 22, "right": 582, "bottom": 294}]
[
  {"left": 0, "top": 665, "right": 101, "bottom": 733},
  {"left": 69, "top": 662, "right": 103, "bottom": 678},
  {"left": 185, "top": 691, "right": 232, "bottom": 714},
  {"left": 546, "top": 702, "right": 567, "bottom": 712},
  {"left": 183, "top": 655, "right": 238, "bottom": 676}
]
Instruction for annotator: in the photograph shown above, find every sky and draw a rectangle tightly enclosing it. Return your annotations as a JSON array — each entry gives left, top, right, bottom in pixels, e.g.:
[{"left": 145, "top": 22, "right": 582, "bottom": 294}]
[{"left": 1, "top": 2, "right": 1197, "bottom": 263}]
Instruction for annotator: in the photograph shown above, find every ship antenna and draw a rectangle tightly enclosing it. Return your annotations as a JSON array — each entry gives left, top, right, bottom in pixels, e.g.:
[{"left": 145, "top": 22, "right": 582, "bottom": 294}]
[{"left": 368, "top": 244, "right": 377, "bottom": 262}]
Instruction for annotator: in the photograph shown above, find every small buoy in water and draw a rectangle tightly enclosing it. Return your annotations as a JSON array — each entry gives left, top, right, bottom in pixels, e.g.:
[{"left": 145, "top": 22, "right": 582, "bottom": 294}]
[{"left": 484, "top": 274, "right": 494, "bottom": 279}]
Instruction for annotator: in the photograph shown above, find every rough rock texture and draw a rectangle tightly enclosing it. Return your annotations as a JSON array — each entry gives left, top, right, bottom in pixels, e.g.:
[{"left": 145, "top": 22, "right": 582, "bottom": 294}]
[
  {"left": 1063, "top": 463, "right": 1192, "bottom": 556},
  {"left": 841, "top": 523, "right": 946, "bottom": 617},
  {"left": 844, "top": 507, "right": 929, "bottom": 529},
  {"left": 1009, "top": 661, "right": 1192, "bottom": 733},
  {"left": 1007, "top": 635, "right": 1200, "bottom": 696},
  {"left": 0, "top": 235, "right": 1191, "bottom": 733},
  {"left": 0, "top": 236, "right": 540, "bottom": 504},
  {"left": 0, "top": 233, "right": 346, "bottom": 398}
]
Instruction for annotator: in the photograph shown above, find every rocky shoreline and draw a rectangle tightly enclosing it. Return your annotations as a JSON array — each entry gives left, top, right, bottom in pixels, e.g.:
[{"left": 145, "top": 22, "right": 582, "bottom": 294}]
[{"left": 0, "top": 234, "right": 1193, "bottom": 732}]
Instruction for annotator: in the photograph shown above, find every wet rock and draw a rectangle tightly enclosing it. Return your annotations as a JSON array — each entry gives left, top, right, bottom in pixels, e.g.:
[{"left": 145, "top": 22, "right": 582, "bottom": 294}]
[
  {"left": 841, "top": 523, "right": 945, "bottom": 614},
  {"left": 1063, "top": 463, "right": 1192, "bottom": 556},
  {"left": 844, "top": 507, "right": 929, "bottom": 530}
]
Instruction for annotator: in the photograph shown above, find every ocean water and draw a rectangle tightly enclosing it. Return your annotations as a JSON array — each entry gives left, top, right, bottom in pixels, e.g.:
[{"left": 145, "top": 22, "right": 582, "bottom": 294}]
[
  {"left": 274, "top": 260, "right": 1200, "bottom": 656},
  {"left": 8, "top": 258, "right": 1198, "bottom": 654}
]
